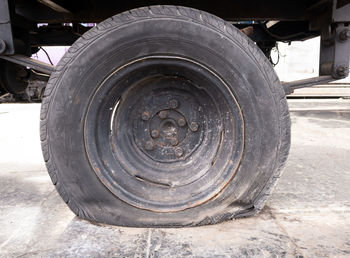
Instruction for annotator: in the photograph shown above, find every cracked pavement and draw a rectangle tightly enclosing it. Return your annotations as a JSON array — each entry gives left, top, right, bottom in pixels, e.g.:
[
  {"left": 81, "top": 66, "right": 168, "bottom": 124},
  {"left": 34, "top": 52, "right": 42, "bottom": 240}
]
[{"left": 0, "top": 100, "right": 350, "bottom": 257}]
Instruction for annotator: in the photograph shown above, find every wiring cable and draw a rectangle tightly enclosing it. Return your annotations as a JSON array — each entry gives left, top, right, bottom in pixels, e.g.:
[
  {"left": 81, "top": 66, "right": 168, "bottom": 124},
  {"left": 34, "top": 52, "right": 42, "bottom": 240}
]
[{"left": 39, "top": 46, "right": 54, "bottom": 65}]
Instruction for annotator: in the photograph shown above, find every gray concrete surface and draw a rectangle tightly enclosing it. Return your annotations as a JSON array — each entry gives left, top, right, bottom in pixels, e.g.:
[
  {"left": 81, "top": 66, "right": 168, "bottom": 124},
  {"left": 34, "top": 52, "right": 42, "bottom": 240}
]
[{"left": 0, "top": 100, "right": 350, "bottom": 257}]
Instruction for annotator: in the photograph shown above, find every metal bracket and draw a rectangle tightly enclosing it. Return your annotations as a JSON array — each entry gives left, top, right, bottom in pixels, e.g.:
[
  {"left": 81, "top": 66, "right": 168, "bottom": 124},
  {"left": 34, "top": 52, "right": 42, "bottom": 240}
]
[
  {"left": 284, "top": 21, "right": 350, "bottom": 95},
  {"left": 320, "top": 23, "right": 350, "bottom": 79},
  {"left": 283, "top": 23, "right": 350, "bottom": 95},
  {"left": 283, "top": 2, "right": 350, "bottom": 96},
  {"left": 0, "top": 0, "right": 14, "bottom": 55}
]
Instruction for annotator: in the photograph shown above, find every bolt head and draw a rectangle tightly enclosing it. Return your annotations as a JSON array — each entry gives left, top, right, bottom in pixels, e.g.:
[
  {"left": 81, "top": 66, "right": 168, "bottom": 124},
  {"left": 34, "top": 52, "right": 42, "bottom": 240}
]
[
  {"left": 339, "top": 29, "right": 350, "bottom": 41},
  {"left": 145, "top": 141, "right": 155, "bottom": 151},
  {"left": 336, "top": 66, "right": 348, "bottom": 77},
  {"left": 169, "top": 99, "right": 179, "bottom": 109},
  {"left": 159, "top": 110, "right": 168, "bottom": 119},
  {"left": 141, "top": 111, "right": 151, "bottom": 121},
  {"left": 170, "top": 138, "right": 179, "bottom": 146},
  {"left": 151, "top": 129, "right": 160, "bottom": 138},
  {"left": 174, "top": 147, "right": 184, "bottom": 157},
  {"left": 189, "top": 122, "right": 199, "bottom": 132},
  {"left": 177, "top": 118, "right": 186, "bottom": 127}
]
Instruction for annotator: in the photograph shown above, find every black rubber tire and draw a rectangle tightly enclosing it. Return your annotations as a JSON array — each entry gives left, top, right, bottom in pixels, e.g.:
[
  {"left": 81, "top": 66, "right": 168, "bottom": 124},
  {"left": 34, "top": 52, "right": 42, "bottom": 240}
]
[{"left": 40, "top": 5, "right": 290, "bottom": 227}]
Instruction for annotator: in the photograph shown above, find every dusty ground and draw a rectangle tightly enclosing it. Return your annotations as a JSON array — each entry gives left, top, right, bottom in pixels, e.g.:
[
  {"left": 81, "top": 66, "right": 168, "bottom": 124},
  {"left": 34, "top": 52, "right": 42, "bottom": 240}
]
[{"left": 0, "top": 99, "right": 349, "bottom": 257}]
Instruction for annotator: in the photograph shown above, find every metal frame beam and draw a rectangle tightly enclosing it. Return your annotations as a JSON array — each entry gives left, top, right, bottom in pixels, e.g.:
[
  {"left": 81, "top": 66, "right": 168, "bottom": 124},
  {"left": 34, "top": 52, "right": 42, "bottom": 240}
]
[
  {"left": 320, "top": 23, "right": 350, "bottom": 79},
  {"left": 37, "top": 0, "right": 71, "bottom": 14},
  {"left": 0, "top": 54, "right": 54, "bottom": 75}
]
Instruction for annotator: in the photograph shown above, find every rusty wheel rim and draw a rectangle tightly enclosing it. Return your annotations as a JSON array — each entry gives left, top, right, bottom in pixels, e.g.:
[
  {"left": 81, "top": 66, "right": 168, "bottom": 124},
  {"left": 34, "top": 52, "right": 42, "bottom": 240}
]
[{"left": 84, "top": 56, "right": 244, "bottom": 212}]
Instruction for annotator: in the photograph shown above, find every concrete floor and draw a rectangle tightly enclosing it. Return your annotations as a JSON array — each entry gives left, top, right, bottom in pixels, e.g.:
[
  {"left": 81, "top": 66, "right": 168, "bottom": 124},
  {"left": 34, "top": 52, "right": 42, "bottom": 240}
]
[{"left": 0, "top": 99, "right": 350, "bottom": 257}]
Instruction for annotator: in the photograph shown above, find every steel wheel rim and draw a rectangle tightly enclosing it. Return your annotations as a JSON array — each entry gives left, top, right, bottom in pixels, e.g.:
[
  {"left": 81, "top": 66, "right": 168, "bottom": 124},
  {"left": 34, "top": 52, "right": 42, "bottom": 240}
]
[{"left": 84, "top": 55, "right": 244, "bottom": 212}]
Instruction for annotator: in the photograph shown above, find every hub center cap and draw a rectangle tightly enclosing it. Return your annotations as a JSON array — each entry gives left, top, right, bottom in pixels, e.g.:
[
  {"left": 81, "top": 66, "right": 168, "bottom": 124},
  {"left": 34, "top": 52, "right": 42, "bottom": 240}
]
[
  {"left": 161, "top": 119, "right": 177, "bottom": 137},
  {"left": 134, "top": 90, "right": 203, "bottom": 162}
]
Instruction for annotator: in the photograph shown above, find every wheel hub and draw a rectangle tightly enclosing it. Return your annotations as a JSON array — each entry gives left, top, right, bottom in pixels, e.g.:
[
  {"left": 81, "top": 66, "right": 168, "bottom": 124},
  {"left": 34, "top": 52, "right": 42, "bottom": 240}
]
[{"left": 135, "top": 96, "right": 202, "bottom": 162}]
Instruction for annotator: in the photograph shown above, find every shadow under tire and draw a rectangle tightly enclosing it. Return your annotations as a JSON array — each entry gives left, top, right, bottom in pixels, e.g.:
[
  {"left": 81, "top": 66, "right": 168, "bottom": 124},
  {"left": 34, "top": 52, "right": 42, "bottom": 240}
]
[{"left": 40, "top": 5, "right": 291, "bottom": 227}]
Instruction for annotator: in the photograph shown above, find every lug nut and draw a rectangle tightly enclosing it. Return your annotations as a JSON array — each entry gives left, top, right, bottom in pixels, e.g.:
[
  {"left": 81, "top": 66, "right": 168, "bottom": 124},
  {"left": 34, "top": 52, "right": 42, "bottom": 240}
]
[
  {"left": 189, "top": 122, "right": 199, "bottom": 132},
  {"left": 177, "top": 118, "right": 186, "bottom": 127},
  {"left": 151, "top": 129, "right": 160, "bottom": 138},
  {"left": 141, "top": 111, "right": 151, "bottom": 121},
  {"left": 174, "top": 147, "right": 184, "bottom": 157},
  {"left": 339, "top": 29, "right": 350, "bottom": 41},
  {"left": 169, "top": 99, "right": 179, "bottom": 109},
  {"left": 159, "top": 110, "right": 168, "bottom": 119},
  {"left": 170, "top": 138, "right": 179, "bottom": 146},
  {"left": 336, "top": 65, "right": 348, "bottom": 77},
  {"left": 145, "top": 141, "right": 155, "bottom": 151}
]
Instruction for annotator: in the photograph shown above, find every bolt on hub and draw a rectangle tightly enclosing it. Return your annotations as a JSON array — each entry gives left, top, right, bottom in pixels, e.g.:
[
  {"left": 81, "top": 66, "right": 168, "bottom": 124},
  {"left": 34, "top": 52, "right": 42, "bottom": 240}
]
[
  {"left": 151, "top": 129, "right": 160, "bottom": 138},
  {"left": 174, "top": 147, "right": 184, "bottom": 157},
  {"left": 177, "top": 118, "right": 186, "bottom": 127},
  {"left": 169, "top": 99, "right": 179, "bottom": 109},
  {"left": 189, "top": 122, "right": 199, "bottom": 132},
  {"left": 159, "top": 110, "right": 168, "bottom": 119},
  {"left": 170, "top": 138, "right": 179, "bottom": 146},
  {"left": 145, "top": 141, "right": 155, "bottom": 151},
  {"left": 141, "top": 111, "right": 151, "bottom": 121}
]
